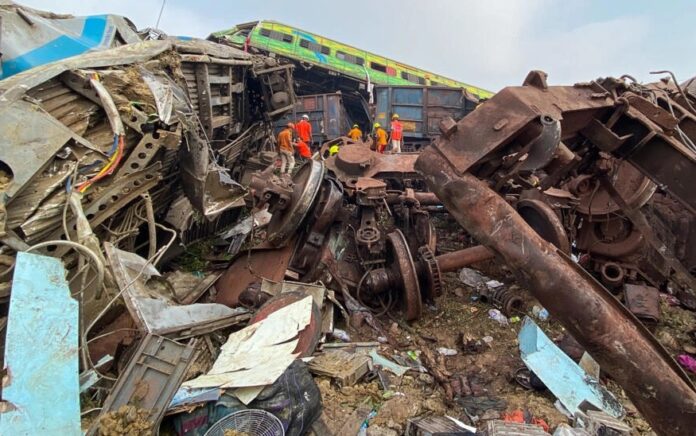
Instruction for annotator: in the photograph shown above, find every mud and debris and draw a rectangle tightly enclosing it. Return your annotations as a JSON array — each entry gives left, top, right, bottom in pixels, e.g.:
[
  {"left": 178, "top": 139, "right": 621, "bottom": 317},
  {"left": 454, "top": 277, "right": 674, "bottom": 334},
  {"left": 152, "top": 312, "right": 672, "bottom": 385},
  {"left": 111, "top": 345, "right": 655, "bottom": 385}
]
[
  {"left": 97, "top": 405, "right": 154, "bottom": 436},
  {"left": 0, "top": 1, "right": 695, "bottom": 435}
]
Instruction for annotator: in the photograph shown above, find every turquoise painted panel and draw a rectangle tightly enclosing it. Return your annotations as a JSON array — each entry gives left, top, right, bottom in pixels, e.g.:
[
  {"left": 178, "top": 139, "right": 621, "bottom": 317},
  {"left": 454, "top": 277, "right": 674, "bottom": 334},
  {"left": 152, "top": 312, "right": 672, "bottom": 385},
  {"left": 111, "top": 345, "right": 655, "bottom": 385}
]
[
  {"left": 0, "top": 252, "right": 80, "bottom": 435},
  {"left": 519, "top": 317, "right": 624, "bottom": 418}
]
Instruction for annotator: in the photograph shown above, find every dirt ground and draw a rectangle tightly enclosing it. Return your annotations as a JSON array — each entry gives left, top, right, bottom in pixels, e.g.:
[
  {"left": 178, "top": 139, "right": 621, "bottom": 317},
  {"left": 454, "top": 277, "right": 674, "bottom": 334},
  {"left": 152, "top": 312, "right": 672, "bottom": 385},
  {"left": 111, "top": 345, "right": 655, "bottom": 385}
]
[{"left": 313, "top": 214, "right": 696, "bottom": 435}]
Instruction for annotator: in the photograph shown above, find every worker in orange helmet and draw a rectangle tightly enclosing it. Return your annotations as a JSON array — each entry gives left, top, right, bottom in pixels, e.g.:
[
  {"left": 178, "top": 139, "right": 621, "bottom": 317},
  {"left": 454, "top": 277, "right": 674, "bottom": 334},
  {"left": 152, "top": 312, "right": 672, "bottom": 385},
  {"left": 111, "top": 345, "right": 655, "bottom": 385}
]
[
  {"left": 373, "top": 122, "right": 388, "bottom": 154},
  {"left": 347, "top": 124, "right": 362, "bottom": 141},
  {"left": 389, "top": 113, "right": 403, "bottom": 153},
  {"left": 277, "top": 122, "right": 296, "bottom": 174},
  {"left": 296, "top": 114, "right": 313, "bottom": 150}
]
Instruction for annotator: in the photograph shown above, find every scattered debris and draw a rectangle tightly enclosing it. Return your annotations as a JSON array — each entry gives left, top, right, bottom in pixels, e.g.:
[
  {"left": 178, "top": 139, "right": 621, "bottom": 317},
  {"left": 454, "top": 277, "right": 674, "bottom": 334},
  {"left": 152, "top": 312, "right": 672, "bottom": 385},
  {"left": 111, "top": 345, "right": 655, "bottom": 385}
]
[
  {"left": 481, "top": 420, "right": 551, "bottom": 435},
  {"left": 308, "top": 350, "right": 371, "bottom": 387},
  {"left": 182, "top": 296, "right": 313, "bottom": 396},
  {"left": 88, "top": 334, "right": 197, "bottom": 435},
  {"left": 406, "top": 416, "right": 476, "bottom": 435},
  {"left": 0, "top": 2, "right": 695, "bottom": 435}
]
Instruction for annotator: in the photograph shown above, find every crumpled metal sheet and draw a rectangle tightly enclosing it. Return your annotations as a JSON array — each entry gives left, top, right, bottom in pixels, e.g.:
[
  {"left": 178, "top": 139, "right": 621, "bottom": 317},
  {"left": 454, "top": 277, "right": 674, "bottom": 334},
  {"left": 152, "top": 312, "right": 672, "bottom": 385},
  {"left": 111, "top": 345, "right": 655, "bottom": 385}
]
[
  {"left": 0, "top": 100, "right": 75, "bottom": 199},
  {"left": 105, "top": 243, "right": 249, "bottom": 337},
  {"left": 3, "top": 163, "right": 71, "bottom": 230},
  {"left": 0, "top": 252, "right": 79, "bottom": 435},
  {"left": 0, "top": 40, "right": 174, "bottom": 102},
  {"left": 0, "top": 1, "right": 141, "bottom": 79}
]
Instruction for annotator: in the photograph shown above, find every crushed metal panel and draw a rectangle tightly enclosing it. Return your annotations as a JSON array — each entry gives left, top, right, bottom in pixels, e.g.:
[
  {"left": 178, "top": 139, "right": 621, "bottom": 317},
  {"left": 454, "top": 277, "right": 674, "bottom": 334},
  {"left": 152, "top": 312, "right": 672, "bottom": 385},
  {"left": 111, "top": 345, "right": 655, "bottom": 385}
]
[
  {"left": 0, "top": 3, "right": 141, "bottom": 79},
  {"left": 0, "top": 40, "right": 173, "bottom": 100},
  {"left": 0, "top": 100, "right": 74, "bottom": 199},
  {"left": 518, "top": 317, "right": 624, "bottom": 418},
  {"left": 105, "top": 243, "right": 250, "bottom": 337},
  {"left": 87, "top": 335, "right": 196, "bottom": 436},
  {"left": 0, "top": 252, "right": 79, "bottom": 435}
]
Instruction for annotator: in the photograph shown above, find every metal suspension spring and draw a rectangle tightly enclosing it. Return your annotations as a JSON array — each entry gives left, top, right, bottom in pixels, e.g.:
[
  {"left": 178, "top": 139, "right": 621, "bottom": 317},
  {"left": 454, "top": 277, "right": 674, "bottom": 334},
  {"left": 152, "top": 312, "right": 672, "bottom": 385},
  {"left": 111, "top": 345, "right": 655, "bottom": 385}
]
[{"left": 480, "top": 286, "right": 524, "bottom": 316}]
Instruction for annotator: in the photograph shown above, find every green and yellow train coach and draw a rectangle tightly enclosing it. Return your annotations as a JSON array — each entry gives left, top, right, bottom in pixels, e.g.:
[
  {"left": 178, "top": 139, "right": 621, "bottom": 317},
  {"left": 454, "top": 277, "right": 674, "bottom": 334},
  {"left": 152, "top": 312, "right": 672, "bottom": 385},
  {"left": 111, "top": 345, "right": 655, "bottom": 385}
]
[{"left": 212, "top": 20, "right": 493, "bottom": 100}]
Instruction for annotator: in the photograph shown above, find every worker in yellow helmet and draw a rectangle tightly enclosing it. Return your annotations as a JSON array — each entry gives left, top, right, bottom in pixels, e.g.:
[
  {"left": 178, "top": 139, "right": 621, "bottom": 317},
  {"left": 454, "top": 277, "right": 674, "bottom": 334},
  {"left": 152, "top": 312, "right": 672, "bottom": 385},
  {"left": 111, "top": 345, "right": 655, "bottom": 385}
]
[
  {"left": 347, "top": 124, "right": 362, "bottom": 141},
  {"left": 373, "top": 122, "right": 388, "bottom": 153},
  {"left": 329, "top": 143, "right": 340, "bottom": 156}
]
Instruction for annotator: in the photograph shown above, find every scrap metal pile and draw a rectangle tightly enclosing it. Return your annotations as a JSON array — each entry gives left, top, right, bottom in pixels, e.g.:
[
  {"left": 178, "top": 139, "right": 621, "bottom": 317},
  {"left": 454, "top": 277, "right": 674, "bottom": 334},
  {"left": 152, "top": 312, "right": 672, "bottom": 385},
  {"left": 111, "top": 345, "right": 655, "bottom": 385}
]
[{"left": 1, "top": 2, "right": 696, "bottom": 435}]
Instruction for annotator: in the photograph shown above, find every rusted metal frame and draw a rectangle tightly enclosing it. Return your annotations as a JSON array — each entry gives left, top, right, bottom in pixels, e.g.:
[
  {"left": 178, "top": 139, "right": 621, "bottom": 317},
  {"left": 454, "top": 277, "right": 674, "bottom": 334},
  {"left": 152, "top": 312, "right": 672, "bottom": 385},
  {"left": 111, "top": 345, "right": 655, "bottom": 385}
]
[
  {"left": 597, "top": 175, "right": 696, "bottom": 296},
  {"left": 584, "top": 100, "right": 696, "bottom": 215},
  {"left": 428, "top": 85, "right": 614, "bottom": 176},
  {"left": 621, "top": 131, "right": 696, "bottom": 215},
  {"left": 252, "top": 63, "right": 294, "bottom": 76},
  {"left": 415, "top": 149, "right": 696, "bottom": 435}
]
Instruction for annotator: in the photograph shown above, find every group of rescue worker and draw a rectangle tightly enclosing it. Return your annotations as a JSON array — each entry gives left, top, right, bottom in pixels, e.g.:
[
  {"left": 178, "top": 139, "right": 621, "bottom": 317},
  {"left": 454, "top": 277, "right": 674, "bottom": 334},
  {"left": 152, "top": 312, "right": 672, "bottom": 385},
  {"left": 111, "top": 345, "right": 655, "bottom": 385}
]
[
  {"left": 373, "top": 113, "right": 403, "bottom": 154},
  {"left": 276, "top": 114, "right": 313, "bottom": 174},
  {"left": 276, "top": 113, "right": 404, "bottom": 174},
  {"left": 340, "top": 114, "right": 403, "bottom": 154}
]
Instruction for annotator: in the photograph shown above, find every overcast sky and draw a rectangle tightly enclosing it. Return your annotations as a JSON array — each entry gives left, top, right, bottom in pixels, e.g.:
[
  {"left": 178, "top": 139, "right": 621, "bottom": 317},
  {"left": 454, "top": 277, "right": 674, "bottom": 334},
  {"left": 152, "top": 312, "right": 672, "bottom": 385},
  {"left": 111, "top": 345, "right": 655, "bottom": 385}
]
[{"left": 20, "top": 0, "right": 695, "bottom": 92}]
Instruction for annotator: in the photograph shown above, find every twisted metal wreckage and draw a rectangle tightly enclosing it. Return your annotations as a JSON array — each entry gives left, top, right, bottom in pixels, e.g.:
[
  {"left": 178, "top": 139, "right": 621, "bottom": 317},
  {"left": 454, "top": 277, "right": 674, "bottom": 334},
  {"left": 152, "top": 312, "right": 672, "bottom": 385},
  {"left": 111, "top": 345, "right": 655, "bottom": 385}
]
[
  {"left": 0, "top": 3, "right": 696, "bottom": 435},
  {"left": 243, "top": 72, "right": 696, "bottom": 433}
]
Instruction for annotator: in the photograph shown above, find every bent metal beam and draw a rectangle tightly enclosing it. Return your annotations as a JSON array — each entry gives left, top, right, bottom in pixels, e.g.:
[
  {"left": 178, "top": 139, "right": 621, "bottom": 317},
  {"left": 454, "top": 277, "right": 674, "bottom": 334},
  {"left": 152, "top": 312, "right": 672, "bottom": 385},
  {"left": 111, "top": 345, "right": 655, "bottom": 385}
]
[{"left": 415, "top": 148, "right": 696, "bottom": 435}]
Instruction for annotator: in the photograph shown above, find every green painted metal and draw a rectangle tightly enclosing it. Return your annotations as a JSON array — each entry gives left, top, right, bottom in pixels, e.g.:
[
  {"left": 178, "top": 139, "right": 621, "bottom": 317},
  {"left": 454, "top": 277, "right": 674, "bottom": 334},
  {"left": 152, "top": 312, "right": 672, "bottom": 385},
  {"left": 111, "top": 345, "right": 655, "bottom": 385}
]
[{"left": 213, "top": 21, "right": 493, "bottom": 100}]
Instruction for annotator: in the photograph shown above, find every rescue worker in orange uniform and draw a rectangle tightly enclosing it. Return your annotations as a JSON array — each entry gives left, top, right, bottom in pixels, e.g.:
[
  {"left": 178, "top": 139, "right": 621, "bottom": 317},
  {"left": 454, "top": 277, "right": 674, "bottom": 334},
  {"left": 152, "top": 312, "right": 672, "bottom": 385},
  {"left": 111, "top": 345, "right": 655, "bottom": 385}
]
[
  {"left": 277, "top": 123, "right": 295, "bottom": 174},
  {"left": 373, "top": 122, "right": 388, "bottom": 154},
  {"left": 296, "top": 114, "right": 313, "bottom": 150},
  {"left": 347, "top": 124, "right": 362, "bottom": 141},
  {"left": 295, "top": 139, "right": 312, "bottom": 160},
  {"left": 389, "top": 113, "right": 403, "bottom": 153}
]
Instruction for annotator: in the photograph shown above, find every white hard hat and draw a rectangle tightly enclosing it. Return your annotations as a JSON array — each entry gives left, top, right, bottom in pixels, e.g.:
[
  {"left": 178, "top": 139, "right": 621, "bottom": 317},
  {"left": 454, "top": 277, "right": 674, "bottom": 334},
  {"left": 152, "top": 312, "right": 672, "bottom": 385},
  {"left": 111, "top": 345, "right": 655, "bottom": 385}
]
[{"left": 302, "top": 114, "right": 309, "bottom": 119}]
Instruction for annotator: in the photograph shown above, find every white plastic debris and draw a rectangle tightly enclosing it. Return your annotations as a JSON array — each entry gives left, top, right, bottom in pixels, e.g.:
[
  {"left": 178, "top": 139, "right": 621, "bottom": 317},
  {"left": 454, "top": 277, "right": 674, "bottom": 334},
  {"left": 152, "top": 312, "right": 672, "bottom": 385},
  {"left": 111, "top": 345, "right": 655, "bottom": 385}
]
[
  {"left": 488, "top": 309, "right": 509, "bottom": 326},
  {"left": 458, "top": 267, "right": 489, "bottom": 288},
  {"left": 330, "top": 328, "right": 351, "bottom": 342},
  {"left": 532, "top": 305, "right": 550, "bottom": 321},
  {"left": 437, "top": 347, "right": 458, "bottom": 356}
]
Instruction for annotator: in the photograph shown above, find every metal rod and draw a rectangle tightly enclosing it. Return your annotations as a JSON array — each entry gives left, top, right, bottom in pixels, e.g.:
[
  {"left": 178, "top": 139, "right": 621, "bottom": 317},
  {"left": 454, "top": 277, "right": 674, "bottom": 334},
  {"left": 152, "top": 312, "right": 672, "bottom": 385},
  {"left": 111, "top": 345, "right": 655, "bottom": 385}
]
[{"left": 435, "top": 245, "right": 494, "bottom": 272}]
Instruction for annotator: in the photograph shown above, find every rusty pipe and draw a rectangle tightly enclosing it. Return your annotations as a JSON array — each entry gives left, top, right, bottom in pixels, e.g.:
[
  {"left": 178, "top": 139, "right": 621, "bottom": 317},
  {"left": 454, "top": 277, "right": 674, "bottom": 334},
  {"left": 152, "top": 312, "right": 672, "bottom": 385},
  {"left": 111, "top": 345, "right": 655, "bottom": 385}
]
[
  {"left": 435, "top": 245, "right": 494, "bottom": 272},
  {"left": 415, "top": 148, "right": 696, "bottom": 435},
  {"left": 367, "top": 245, "right": 494, "bottom": 295}
]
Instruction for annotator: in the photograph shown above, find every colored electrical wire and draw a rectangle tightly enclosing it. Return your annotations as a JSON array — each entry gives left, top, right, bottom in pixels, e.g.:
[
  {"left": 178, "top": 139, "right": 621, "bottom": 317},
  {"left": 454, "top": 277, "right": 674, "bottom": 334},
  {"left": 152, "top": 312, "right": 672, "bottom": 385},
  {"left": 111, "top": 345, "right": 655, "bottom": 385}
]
[{"left": 75, "top": 134, "right": 125, "bottom": 193}]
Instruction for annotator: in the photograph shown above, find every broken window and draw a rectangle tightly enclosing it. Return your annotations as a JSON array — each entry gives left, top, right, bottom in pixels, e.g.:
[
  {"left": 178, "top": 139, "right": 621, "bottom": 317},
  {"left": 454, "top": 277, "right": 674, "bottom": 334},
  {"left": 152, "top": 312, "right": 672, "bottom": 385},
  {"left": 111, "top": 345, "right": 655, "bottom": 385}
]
[
  {"left": 401, "top": 71, "right": 426, "bottom": 85},
  {"left": 260, "top": 28, "right": 294, "bottom": 44},
  {"left": 336, "top": 51, "right": 364, "bottom": 66},
  {"left": 300, "top": 39, "right": 330, "bottom": 55},
  {"left": 370, "top": 62, "right": 387, "bottom": 73}
]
